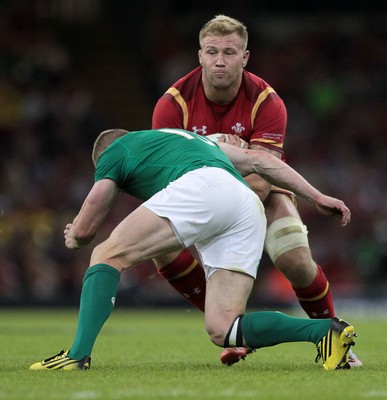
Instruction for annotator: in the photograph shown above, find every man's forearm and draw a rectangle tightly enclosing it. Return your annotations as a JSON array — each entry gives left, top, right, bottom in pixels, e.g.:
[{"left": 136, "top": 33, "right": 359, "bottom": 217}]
[{"left": 249, "top": 152, "right": 321, "bottom": 204}]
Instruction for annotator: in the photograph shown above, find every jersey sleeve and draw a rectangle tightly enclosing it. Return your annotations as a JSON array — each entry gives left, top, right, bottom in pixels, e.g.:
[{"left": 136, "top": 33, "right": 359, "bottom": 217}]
[
  {"left": 94, "top": 144, "right": 126, "bottom": 185},
  {"left": 152, "top": 94, "right": 184, "bottom": 129},
  {"left": 250, "top": 94, "right": 287, "bottom": 159},
  {"left": 250, "top": 94, "right": 294, "bottom": 197}
]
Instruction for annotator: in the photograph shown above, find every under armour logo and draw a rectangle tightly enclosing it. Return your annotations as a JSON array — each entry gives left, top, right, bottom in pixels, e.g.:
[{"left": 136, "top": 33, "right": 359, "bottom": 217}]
[
  {"left": 232, "top": 122, "right": 245, "bottom": 134},
  {"left": 111, "top": 297, "right": 116, "bottom": 306},
  {"left": 192, "top": 126, "right": 207, "bottom": 135}
]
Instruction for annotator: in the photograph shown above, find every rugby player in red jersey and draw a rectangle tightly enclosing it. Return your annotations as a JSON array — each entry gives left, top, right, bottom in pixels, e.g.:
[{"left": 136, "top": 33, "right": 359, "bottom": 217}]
[{"left": 151, "top": 15, "right": 361, "bottom": 367}]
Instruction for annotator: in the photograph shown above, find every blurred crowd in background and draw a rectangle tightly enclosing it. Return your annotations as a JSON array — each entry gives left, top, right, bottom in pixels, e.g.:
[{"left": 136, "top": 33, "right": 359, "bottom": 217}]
[{"left": 0, "top": 0, "right": 386, "bottom": 309}]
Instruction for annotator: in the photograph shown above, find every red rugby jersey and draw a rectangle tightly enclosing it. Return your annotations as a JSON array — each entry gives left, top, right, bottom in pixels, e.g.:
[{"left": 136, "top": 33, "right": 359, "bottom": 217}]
[{"left": 152, "top": 66, "right": 287, "bottom": 159}]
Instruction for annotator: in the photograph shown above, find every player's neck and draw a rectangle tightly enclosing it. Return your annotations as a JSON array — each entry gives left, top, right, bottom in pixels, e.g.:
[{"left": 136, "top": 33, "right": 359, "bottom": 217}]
[{"left": 202, "top": 78, "right": 241, "bottom": 105}]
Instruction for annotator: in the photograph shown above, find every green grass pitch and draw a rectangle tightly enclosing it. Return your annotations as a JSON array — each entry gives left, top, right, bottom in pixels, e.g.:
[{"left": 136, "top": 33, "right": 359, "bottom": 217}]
[{"left": 0, "top": 308, "right": 386, "bottom": 400}]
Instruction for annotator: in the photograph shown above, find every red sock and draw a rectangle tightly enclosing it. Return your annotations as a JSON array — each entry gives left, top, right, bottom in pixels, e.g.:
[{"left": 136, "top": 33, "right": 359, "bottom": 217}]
[
  {"left": 158, "top": 249, "right": 206, "bottom": 311},
  {"left": 292, "top": 265, "right": 335, "bottom": 318}
]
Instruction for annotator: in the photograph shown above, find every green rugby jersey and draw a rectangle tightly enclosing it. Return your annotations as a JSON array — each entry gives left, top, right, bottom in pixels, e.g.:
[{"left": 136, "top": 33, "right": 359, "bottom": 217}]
[{"left": 94, "top": 128, "right": 248, "bottom": 200}]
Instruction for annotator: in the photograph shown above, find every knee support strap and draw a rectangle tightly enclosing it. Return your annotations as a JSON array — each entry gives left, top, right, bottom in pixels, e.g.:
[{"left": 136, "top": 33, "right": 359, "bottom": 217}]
[{"left": 264, "top": 216, "right": 309, "bottom": 263}]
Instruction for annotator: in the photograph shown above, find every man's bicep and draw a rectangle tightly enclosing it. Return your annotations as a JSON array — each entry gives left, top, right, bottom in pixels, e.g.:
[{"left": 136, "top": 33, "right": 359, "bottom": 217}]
[
  {"left": 253, "top": 95, "right": 287, "bottom": 137},
  {"left": 250, "top": 95, "right": 287, "bottom": 156},
  {"left": 90, "top": 179, "right": 118, "bottom": 202},
  {"left": 76, "top": 179, "right": 118, "bottom": 235}
]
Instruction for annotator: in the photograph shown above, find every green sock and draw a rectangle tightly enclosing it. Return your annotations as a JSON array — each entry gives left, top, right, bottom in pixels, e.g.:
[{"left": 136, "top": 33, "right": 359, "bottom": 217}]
[
  {"left": 241, "top": 311, "right": 332, "bottom": 348},
  {"left": 68, "top": 264, "right": 120, "bottom": 360}
]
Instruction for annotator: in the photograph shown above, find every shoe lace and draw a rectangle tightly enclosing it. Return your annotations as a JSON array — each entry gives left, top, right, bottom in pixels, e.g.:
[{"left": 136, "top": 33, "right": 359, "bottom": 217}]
[
  {"left": 43, "top": 350, "right": 66, "bottom": 362},
  {"left": 315, "top": 347, "right": 322, "bottom": 364}
]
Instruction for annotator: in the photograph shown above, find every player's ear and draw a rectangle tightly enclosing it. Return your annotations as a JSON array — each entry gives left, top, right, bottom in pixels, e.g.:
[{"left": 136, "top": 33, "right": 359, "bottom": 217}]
[
  {"left": 198, "top": 49, "right": 202, "bottom": 65},
  {"left": 242, "top": 50, "right": 250, "bottom": 68}
]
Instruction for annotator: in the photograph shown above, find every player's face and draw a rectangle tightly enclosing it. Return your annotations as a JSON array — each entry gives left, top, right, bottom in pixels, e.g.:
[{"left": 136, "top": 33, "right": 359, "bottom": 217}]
[{"left": 199, "top": 33, "right": 249, "bottom": 91}]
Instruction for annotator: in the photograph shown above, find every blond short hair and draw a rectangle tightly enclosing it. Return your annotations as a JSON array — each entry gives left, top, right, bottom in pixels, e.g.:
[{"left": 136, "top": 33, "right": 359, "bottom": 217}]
[
  {"left": 92, "top": 129, "right": 128, "bottom": 166},
  {"left": 199, "top": 15, "right": 248, "bottom": 50}
]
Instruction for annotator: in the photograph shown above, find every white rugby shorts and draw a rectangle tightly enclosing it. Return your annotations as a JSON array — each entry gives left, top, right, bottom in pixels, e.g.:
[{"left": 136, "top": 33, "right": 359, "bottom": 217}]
[{"left": 142, "top": 167, "right": 266, "bottom": 279}]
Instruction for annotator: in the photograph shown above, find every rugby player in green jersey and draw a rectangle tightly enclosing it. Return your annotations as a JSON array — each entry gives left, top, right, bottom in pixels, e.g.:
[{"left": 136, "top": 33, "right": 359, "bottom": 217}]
[{"left": 29, "top": 128, "right": 355, "bottom": 371}]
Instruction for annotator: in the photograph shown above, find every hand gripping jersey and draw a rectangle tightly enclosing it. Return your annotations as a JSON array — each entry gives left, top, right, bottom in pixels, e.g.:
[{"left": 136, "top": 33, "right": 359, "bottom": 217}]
[
  {"left": 152, "top": 66, "right": 287, "bottom": 159},
  {"left": 94, "top": 128, "right": 248, "bottom": 200}
]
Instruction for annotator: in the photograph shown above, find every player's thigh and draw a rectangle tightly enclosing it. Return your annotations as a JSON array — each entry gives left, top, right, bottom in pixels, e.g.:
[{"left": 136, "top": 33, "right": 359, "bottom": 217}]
[
  {"left": 204, "top": 269, "right": 254, "bottom": 344},
  {"left": 90, "top": 205, "right": 183, "bottom": 270},
  {"left": 264, "top": 192, "right": 300, "bottom": 224}
]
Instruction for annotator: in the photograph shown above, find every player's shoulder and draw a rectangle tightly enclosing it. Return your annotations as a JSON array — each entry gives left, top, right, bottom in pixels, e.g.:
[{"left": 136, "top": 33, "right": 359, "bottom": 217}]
[
  {"left": 163, "top": 66, "right": 202, "bottom": 103},
  {"left": 242, "top": 70, "right": 283, "bottom": 104},
  {"left": 243, "top": 69, "right": 273, "bottom": 91},
  {"left": 172, "top": 66, "right": 202, "bottom": 88}
]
